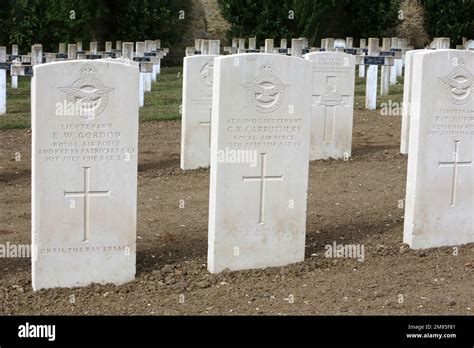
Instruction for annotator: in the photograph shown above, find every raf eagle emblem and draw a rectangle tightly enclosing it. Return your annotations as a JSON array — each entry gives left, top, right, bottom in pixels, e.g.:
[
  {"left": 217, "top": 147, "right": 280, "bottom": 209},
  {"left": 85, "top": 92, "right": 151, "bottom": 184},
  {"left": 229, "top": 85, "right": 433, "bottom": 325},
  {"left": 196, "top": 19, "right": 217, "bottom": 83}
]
[
  {"left": 438, "top": 57, "right": 474, "bottom": 105},
  {"left": 59, "top": 64, "right": 114, "bottom": 119},
  {"left": 241, "top": 63, "right": 289, "bottom": 113}
]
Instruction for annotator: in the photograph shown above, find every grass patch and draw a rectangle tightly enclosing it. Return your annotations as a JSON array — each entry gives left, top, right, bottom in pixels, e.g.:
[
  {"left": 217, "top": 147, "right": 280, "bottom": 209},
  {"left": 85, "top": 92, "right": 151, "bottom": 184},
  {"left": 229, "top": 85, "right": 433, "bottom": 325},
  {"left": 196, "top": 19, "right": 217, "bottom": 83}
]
[
  {"left": 354, "top": 66, "right": 404, "bottom": 110},
  {"left": 0, "top": 64, "right": 405, "bottom": 130},
  {"left": 0, "top": 66, "right": 184, "bottom": 130}
]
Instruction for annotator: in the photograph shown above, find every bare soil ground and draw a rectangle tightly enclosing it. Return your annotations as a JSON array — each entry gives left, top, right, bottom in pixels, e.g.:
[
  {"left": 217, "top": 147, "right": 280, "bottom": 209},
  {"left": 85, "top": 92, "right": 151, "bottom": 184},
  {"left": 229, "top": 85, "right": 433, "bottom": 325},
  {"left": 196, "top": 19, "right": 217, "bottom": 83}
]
[{"left": 0, "top": 108, "right": 472, "bottom": 315}]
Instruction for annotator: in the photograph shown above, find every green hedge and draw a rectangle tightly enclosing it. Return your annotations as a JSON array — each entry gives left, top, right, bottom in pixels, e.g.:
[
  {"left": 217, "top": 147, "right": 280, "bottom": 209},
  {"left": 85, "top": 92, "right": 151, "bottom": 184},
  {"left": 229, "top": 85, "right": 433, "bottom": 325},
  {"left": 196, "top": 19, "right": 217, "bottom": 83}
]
[
  {"left": 0, "top": 0, "right": 191, "bottom": 53},
  {"left": 217, "top": 0, "right": 401, "bottom": 47}
]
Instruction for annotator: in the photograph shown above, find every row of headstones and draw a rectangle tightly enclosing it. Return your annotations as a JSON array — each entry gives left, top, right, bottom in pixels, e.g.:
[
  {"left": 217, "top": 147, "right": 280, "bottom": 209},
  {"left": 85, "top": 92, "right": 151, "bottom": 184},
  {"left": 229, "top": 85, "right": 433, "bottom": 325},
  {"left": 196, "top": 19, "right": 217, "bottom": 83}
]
[
  {"left": 181, "top": 41, "right": 474, "bottom": 273},
  {"left": 29, "top": 43, "right": 473, "bottom": 291},
  {"left": 399, "top": 48, "right": 474, "bottom": 249},
  {"left": 31, "top": 51, "right": 341, "bottom": 290},
  {"left": 0, "top": 40, "right": 169, "bottom": 114},
  {"left": 187, "top": 37, "right": 407, "bottom": 111},
  {"left": 180, "top": 37, "right": 399, "bottom": 170}
]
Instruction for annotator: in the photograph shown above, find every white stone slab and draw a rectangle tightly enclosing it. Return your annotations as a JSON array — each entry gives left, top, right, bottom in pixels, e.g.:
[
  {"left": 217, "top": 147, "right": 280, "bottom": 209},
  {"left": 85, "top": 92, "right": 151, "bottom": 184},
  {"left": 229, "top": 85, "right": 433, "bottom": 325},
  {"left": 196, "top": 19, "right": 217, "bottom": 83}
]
[
  {"left": 11, "top": 45, "right": 18, "bottom": 89},
  {"left": 208, "top": 54, "right": 312, "bottom": 273},
  {"left": 358, "top": 64, "right": 365, "bottom": 78},
  {"left": 0, "top": 47, "right": 6, "bottom": 115},
  {"left": 389, "top": 63, "right": 397, "bottom": 85},
  {"left": 404, "top": 49, "right": 474, "bottom": 249},
  {"left": 400, "top": 49, "right": 424, "bottom": 154},
  {"left": 305, "top": 52, "right": 355, "bottom": 160},
  {"left": 180, "top": 55, "right": 218, "bottom": 169},
  {"left": 32, "top": 60, "right": 139, "bottom": 290},
  {"left": 365, "top": 65, "right": 378, "bottom": 110}
]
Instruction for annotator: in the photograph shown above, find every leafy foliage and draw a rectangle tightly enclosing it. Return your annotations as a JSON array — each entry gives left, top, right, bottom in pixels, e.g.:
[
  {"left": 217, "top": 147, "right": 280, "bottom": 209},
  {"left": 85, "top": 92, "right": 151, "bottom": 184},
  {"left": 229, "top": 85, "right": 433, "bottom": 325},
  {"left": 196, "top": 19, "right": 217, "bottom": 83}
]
[
  {"left": 217, "top": 0, "right": 402, "bottom": 47},
  {"left": 420, "top": 0, "right": 474, "bottom": 46},
  {"left": 0, "top": 0, "right": 191, "bottom": 53}
]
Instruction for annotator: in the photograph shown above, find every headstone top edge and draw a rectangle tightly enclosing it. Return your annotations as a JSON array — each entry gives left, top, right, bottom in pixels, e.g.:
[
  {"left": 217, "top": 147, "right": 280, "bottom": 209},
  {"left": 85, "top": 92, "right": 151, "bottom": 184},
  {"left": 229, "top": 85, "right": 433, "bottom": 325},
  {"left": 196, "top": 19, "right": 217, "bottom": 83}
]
[{"left": 33, "top": 59, "right": 140, "bottom": 72}]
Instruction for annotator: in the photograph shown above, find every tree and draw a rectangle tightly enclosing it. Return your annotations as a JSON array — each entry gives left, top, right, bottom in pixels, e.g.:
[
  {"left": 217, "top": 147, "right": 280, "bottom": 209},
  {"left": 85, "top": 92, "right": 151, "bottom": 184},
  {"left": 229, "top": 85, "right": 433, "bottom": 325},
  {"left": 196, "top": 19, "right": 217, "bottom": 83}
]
[
  {"left": 397, "top": 0, "right": 430, "bottom": 48},
  {"left": 421, "top": 0, "right": 474, "bottom": 46},
  {"left": 217, "top": 0, "right": 401, "bottom": 48},
  {"left": 0, "top": 0, "right": 191, "bottom": 53}
]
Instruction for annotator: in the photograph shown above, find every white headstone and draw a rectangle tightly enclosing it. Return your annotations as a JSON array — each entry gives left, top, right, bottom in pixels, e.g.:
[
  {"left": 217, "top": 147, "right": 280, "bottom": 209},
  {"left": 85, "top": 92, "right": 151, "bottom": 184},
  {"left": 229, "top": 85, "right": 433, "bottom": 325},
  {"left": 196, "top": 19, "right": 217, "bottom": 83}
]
[
  {"left": 58, "top": 43, "right": 66, "bottom": 54},
  {"left": 346, "top": 37, "right": 353, "bottom": 49},
  {"left": 195, "top": 39, "right": 202, "bottom": 52},
  {"left": 135, "top": 42, "right": 145, "bottom": 107},
  {"left": 209, "top": 40, "right": 220, "bottom": 55},
  {"left": 11, "top": 44, "right": 19, "bottom": 89},
  {"left": 31, "top": 44, "right": 43, "bottom": 66},
  {"left": 325, "top": 38, "right": 335, "bottom": 52},
  {"left": 380, "top": 38, "right": 391, "bottom": 95},
  {"left": 201, "top": 40, "right": 210, "bottom": 55},
  {"left": 306, "top": 52, "right": 355, "bottom": 160},
  {"left": 143, "top": 41, "right": 153, "bottom": 93},
  {"left": 334, "top": 39, "right": 346, "bottom": 49},
  {"left": 105, "top": 41, "right": 112, "bottom": 53},
  {"left": 90, "top": 42, "right": 98, "bottom": 55},
  {"left": 0, "top": 47, "right": 6, "bottom": 114},
  {"left": 404, "top": 50, "right": 474, "bottom": 249},
  {"left": 122, "top": 42, "right": 134, "bottom": 60},
  {"left": 291, "top": 39, "right": 304, "bottom": 58},
  {"left": 265, "top": 39, "right": 274, "bottom": 53},
  {"left": 359, "top": 39, "right": 367, "bottom": 78},
  {"left": 154, "top": 40, "right": 162, "bottom": 75},
  {"left": 208, "top": 54, "right": 312, "bottom": 273},
  {"left": 181, "top": 54, "right": 217, "bottom": 169},
  {"left": 67, "top": 44, "right": 77, "bottom": 60},
  {"left": 31, "top": 60, "right": 139, "bottom": 290},
  {"left": 248, "top": 37, "right": 257, "bottom": 51},
  {"left": 365, "top": 38, "right": 379, "bottom": 110},
  {"left": 400, "top": 49, "right": 423, "bottom": 154}
]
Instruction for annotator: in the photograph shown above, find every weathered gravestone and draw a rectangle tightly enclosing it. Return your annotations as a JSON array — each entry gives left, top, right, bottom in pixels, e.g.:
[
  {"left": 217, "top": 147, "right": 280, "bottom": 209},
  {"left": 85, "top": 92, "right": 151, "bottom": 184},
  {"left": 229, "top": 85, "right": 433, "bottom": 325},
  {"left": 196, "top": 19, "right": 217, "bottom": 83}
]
[
  {"left": 0, "top": 47, "right": 6, "bottom": 115},
  {"left": 11, "top": 44, "right": 19, "bottom": 89},
  {"left": 400, "top": 49, "right": 424, "bottom": 155},
  {"left": 31, "top": 60, "right": 139, "bottom": 290},
  {"left": 358, "top": 39, "right": 367, "bottom": 78},
  {"left": 404, "top": 50, "right": 474, "bottom": 249},
  {"left": 208, "top": 54, "right": 312, "bottom": 273},
  {"left": 305, "top": 52, "right": 355, "bottom": 160},
  {"left": 180, "top": 42, "right": 219, "bottom": 169},
  {"left": 264, "top": 39, "right": 274, "bottom": 54},
  {"left": 291, "top": 39, "right": 304, "bottom": 58},
  {"left": 135, "top": 42, "right": 146, "bottom": 107},
  {"left": 380, "top": 38, "right": 391, "bottom": 95},
  {"left": 67, "top": 44, "right": 77, "bottom": 60}
]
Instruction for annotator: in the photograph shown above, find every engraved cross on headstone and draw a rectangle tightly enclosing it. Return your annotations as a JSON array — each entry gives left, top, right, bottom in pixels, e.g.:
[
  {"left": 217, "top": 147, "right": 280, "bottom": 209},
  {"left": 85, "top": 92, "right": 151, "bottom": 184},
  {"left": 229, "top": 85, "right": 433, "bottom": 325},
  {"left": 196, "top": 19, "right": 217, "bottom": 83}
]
[
  {"left": 312, "top": 76, "right": 351, "bottom": 142},
  {"left": 64, "top": 167, "right": 109, "bottom": 242},
  {"left": 200, "top": 107, "right": 212, "bottom": 147},
  {"left": 242, "top": 153, "right": 284, "bottom": 224},
  {"left": 438, "top": 140, "right": 472, "bottom": 207}
]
